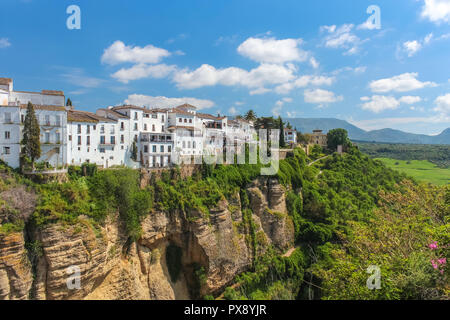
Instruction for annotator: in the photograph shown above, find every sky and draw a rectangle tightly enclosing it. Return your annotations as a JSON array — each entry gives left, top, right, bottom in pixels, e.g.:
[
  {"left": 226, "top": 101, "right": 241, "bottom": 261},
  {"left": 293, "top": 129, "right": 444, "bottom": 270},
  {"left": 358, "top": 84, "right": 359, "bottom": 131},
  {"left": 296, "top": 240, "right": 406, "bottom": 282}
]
[{"left": 1, "top": 0, "right": 450, "bottom": 135}]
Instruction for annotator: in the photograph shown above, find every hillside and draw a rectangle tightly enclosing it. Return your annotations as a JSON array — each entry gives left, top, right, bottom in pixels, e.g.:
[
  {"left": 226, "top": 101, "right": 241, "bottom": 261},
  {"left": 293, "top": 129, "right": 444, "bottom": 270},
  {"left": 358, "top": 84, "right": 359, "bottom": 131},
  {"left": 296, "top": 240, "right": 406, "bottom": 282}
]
[
  {"left": 0, "top": 148, "right": 449, "bottom": 300},
  {"left": 287, "top": 118, "right": 450, "bottom": 145}
]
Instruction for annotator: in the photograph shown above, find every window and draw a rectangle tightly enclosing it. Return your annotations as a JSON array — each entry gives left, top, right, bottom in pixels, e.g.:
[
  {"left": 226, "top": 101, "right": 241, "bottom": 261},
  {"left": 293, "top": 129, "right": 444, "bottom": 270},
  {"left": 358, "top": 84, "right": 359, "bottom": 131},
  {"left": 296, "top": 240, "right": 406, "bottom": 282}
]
[
  {"left": 78, "top": 136, "right": 82, "bottom": 145},
  {"left": 144, "top": 124, "right": 147, "bottom": 131},
  {"left": 160, "top": 145, "right": 164, "bottom": 153},
  {"left": 44, "top": 133, "right": 50, "bottom": 143},
  {"left": 93, "top": 125, "right": 96, "bottom": 130},
  {"left": 189, "top": 119, "right": 192, "bottom": 123},
  {"left": 120, "top": 135, "right": 124, "bottom": 144},
  {"left": 87, "top": 125, "right": 90, "bottom": 134},
  {"left": 184, "top": 118, "right": 187, "bottom": 123},
  {"left": 3, "top": 147, "right": 10, "bottom": 155},
  {"left": 4, "top": 112, "right": 11, "bottom": 123},
  {"left": 86, "top": 136, "right": 90, "bottom": 146},
  {"left": 162, "top": 115, "right": 165, "bottom": 122},
  {"left": 100, "top": 136, "right": 105, "bottom": 144},
  {"left": 21, "top": 114, "right": 24, "bottom": 123},
  {"left": 56, "top": 133, "right": 60, "bottom": 143},
  {"left": 100, "top": 125, "right": 105, "bottom": 134},
  {"left": 182, "top": 141, "right": 186, "bottom": 148},
  {"left": 162, "top": 125, "right": 164, "bottom": 132},
  {"left": 188, "top": 141, "right": 191, "bottom": 148},
  {"left": 152, "top": 114, "right": 157, "bottom": 119},
  {"left": 152, "top": 124, "right": 155, "bottom": 132},
  {"left": 152, "top": 145, "right": 156, "bottom": 153},
  {"left": 69, "top": 135, "right": 72, "bottom": 141},
  {"left": 56, "top": 116, "right": 61, "bottom": 127},
  {"left": 120, "top": 122, "right": 124, "bottom": 130},
  {"left": 193, "top": 141, "right": 196, "bottom": 149},
  {"left": 168, "top": 145, "right": 172, "bottom": 152},
  {"left": 99, "top": 148, "right": 105, "bottom": 153},
  {"left": 110, "top": 136, "right": 115, "bottom": 145},
  {"left": 134, "top": 123, "right": 138, "bottom": 131},
  {"left": 179, "top": 118, "right": 182, "bottom": 123},
  {"left": 45, "top": 115, "right": 50, "bottom": 125},
  {"left": 144, "top": 145, "right": 148, "bottom": 153},
  {"left": 77, "top": 124, "right": 81, "bottom": 134},
  {"left": 4, "top": 131, "right": 10, "bottom": 139},
  {"left": 134, "top": 112, "right": 138, "bottom": 120}
]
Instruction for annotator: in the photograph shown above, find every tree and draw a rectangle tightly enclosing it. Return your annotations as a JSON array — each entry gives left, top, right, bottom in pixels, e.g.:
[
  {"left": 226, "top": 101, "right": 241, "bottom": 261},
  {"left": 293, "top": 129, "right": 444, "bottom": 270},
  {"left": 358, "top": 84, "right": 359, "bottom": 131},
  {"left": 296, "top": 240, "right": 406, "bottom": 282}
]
[
  {"left": 244, "top": 110, "right": 257, "bottom": 122},
  {"left": 21, "top": 102, "right": 41, "bottom": 169},
  {"left": 278, "top": 116, "right": 286, "bottom": 148},
  {"left": 327, "top": 128, "right": 350, "bottom": 152},
  {"left": 131, "top": 141, "right": 138, "bottom": 161},
  {"left": 66, "top": 98, "right": 72, "bottom": 107}
]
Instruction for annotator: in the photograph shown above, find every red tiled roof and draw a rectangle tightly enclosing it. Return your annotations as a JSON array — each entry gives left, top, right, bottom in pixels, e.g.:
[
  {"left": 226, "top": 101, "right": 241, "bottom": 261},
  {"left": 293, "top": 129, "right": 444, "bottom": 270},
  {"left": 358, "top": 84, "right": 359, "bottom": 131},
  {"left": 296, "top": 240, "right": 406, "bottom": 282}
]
[
  {"left": 0, "top": 78, "right": 12, "bottom": 85},
  {"left": 197, "top": 112, "right": 226, "bottom": 120},
  {"left": 41, "top": 90, "right": 65, "bottom": 96}
]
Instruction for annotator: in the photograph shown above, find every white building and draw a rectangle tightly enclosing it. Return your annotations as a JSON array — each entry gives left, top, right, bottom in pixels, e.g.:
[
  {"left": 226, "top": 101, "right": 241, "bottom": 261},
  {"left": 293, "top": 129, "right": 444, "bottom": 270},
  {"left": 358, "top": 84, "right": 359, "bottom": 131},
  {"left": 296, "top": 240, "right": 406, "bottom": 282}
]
[
  {"left": 0, "top": 78, "right": 67, "bottom": 169},
  {"left": 284, "top": 129, "right": 297, "bottom": 145}
]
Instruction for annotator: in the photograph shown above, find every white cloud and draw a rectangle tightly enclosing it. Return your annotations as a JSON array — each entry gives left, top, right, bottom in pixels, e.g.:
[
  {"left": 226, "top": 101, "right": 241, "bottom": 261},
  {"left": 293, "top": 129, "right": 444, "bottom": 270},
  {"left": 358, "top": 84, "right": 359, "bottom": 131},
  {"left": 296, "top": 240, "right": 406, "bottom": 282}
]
[
  {"left": 172, "top": 63, "right": 296, "bottom": 91},
  {"left": 421, "top": 0, "right": 450, "bottom": 24},
  {"left": 369, "top": 73, "right": 437, "bottom": 93},
  {"left": 399, "top": 96, "right": 422, "bottom": 104},
  {"left": 228, "top": 106, "right": 239, "bottom": 115},
  {"left": 361, "top": 95, "right": 423, "bottom": 113},
  {"left": 360, "top": 95, "right": 400, "bottom": 113},
  {"left": 111, "top": 64, "right": 177, "bottom": 83},
  {"left": 124, "top": 94, "right": 215, "bottom": 109},
  {"left": 309, "top": 57, "right": 319, "bottom": 69},
  {"left": 434, "top": 93, "right": 450, "bottom": 116},
  {"left": 237, "top": 37, "right": 308, "bottom": 64},
  {"left": 275, "top": 75, "right": 335, "bottom": 94},
  {"left": 403, "top": 40, "right": 422, "bottom": 57},
  {"left": 250, "top": 87, "right": 271, "bottom": 95},
  {"left": 101, "top": 40, "right": 171, "bottom": 65},
  {"left": 0, "top": 38, "right": 11, "bottom": 48},
  {"left": 304, "top": 89, "right": 343, "bottom": 105},
  {"left": 272, "top": 97, "right": 293, "bottom": 116},
  {"left": 320, "top": 24, "right": 361, "bottom": 55}
]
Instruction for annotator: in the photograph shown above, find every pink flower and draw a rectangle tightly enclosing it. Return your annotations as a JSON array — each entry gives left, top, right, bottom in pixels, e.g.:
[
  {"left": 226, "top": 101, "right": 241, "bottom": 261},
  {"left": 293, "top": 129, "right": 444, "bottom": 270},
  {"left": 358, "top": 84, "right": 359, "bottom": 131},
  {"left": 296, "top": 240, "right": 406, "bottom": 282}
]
[
  {"left": 431, "top": 259, "right": 438, "bottom": 269},
  {"left": 438, "top": 258, "right": 446, "bottom": 265},
  {"left": 429, "top": 241, "right": 438, "bottom": 250}
]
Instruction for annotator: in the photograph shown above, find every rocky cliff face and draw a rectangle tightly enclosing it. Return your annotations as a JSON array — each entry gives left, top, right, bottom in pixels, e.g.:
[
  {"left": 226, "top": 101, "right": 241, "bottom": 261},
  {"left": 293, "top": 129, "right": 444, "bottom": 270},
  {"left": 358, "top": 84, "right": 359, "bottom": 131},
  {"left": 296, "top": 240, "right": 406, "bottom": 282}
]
[{"left": 0, "top": 176, "right": 294, "bottom": 300}]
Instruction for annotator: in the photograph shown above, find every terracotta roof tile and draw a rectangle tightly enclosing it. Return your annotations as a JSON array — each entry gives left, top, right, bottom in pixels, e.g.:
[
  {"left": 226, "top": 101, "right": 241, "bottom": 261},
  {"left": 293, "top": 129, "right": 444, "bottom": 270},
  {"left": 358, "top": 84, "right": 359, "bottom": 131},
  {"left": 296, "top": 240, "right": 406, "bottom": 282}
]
[{"left": 0, "top": 78, "right": 12, "bottom": 85}]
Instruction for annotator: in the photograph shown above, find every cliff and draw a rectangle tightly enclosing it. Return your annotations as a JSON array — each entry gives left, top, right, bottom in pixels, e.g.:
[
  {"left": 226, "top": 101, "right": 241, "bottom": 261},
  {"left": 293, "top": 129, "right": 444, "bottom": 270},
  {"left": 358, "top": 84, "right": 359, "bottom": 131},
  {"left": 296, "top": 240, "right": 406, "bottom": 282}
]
[{"left": 0, "top": 175, "right": 294, "bottom": 300}]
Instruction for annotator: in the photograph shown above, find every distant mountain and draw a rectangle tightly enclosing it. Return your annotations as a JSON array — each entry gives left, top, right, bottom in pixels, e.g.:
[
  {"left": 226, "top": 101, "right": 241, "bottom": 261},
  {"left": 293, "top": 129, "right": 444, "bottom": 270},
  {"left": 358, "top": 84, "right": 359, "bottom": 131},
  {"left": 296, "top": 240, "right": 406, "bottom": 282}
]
[{"left": 286, "top": 118, "right": 450, "bottom": 145}]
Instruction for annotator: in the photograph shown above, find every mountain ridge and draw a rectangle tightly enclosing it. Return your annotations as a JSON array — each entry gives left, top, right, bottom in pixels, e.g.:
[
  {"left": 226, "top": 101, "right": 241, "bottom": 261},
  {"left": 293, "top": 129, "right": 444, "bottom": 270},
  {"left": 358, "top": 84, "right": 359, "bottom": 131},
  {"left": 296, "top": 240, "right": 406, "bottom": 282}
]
[{"left": 286, "top": 118, "right": 450, "bottom": 145}]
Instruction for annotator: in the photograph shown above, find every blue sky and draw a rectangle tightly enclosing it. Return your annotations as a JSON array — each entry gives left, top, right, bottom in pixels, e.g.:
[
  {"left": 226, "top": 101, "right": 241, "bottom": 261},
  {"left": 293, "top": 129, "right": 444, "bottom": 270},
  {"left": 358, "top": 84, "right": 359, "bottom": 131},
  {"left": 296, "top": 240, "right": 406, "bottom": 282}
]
[{"left": 1, "top": 0, "right": 450, "bottom": 135}]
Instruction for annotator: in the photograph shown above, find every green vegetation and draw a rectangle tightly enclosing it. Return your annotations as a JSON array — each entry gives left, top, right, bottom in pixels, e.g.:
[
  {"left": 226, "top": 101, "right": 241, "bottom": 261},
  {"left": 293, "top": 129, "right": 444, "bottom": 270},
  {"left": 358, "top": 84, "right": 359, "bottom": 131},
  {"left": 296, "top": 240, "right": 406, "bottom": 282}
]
[
  {"left": 20, "top": 102, "right": 41, "bottom": 170},
  {"left": 376, "top": 158, "right": 450, "bottom": 186},
  {"left": 327, "top": 128, "right": 351, "bottom": 152},
  {"left": 357, "top": 142, "right": 450, "bottom": 168}
]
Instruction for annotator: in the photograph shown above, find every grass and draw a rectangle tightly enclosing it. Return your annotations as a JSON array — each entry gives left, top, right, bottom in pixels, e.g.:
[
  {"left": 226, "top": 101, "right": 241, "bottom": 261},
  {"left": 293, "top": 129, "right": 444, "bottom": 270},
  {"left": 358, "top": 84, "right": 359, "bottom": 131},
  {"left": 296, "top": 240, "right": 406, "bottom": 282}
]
[{"left": 376, "top": 158, "right": 450, "bottom": 186}]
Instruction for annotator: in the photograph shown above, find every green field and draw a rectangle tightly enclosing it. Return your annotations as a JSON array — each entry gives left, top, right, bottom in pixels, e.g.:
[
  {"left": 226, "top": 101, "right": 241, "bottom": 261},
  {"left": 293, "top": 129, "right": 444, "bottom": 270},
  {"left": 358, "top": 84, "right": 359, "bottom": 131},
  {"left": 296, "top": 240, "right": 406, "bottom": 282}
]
[{"left": 376, "top": 158, "right": 450, "bottom": 186}]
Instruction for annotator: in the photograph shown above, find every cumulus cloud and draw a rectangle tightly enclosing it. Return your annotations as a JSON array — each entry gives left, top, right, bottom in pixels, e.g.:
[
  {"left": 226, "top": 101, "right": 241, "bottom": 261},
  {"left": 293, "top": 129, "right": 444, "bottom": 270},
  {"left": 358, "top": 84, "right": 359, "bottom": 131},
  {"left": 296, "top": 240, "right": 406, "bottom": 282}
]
[
  {"left": 0, "top": 38, "right": 11, "bottom": 48},
  {"left": 101, "top": 41, "right": 171, "bottom": 65},
  {"left": 309, "top": 57, "right": 320, "bottom": 69},
  {"left": 111, "top": 64, "right": 177, "bottom": 83},
  {"left": 304, "top": 89, "right": 343, "bottom": 105},
  {"left": 320, "top": 24, "right": 361, "bottom": 55},
  {"left": 399, "top": 96, "right": 422, "bottom": 104},
  {"left": 369, "top": 73, "right": 436, "bottom": 93},
  {"left": 237, "top": 37, "right": 308, "bottom": 64},
  {"left": 124, "top": 94, "right": 215, "bottom": 109},
  {"left": 360, "top": 95, "right": 401, "bottom": 113},
  {"left": 434, "top": 93, "right": 450, "bottom": 116},
  {"left": 274, "top": 75, "right": 335, "bottom": 94},
  {"left": 421, "top": 0, "right": 450, "bottom": 24},
  {"left": 361, "top": 95, "right": 422, "bottom": 113},
  {"left": 172, "top": 63, "right": 296, "bottom": 90},
  {"left": 403, "top": 40, "right": 422, "bottom": 57},
  {"left": 272, "top": 97, "right": 293, "bottom": 116}
]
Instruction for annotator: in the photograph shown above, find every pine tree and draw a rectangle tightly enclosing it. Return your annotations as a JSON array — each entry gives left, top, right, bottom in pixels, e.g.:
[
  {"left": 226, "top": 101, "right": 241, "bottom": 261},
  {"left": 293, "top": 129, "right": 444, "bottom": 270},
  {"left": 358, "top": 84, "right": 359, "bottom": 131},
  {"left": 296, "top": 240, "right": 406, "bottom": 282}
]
[
  {"left": 278, "top": 116, "right": 286, "bottom": 148},
  {"left": 66, "top": 98, "right": 72, "bottom": 107},
  {"left": 21, "top": 102, "right": 41, "bottom": 169},
  {"left": 131, "top": 141, "right": 138, "bottom": 161}
]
